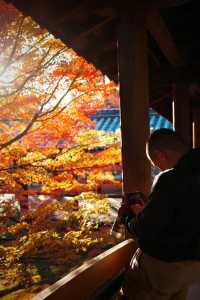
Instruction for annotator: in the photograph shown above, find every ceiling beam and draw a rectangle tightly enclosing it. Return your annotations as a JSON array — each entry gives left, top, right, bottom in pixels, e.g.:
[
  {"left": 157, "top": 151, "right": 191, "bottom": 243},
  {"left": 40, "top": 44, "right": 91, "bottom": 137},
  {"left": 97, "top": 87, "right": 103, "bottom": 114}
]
[
  {"left": 147, "top": 9, "right": 184, "bottom": 67},
  {"left": 54, "top": 0, "right": 92, "bottom": 25},
  {"left": 72, "top": 16, "right": 115, "bottom": 43},
  {"left": 155, "top": 0, "right": 191, "bottom": 8}
]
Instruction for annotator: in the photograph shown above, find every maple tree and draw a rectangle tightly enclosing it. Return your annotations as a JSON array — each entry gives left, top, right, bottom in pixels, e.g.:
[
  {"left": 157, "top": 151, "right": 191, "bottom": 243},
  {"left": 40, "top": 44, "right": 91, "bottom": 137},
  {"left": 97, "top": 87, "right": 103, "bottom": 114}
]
[
  {"left": 0, "top": 1, "right": 121, "bottom": 202},
  {"left": 0, "top": 192, "right": 118, "bottom": 299},
  {"left": 0, "top": 2, "right": 122, "bottom": 298}
]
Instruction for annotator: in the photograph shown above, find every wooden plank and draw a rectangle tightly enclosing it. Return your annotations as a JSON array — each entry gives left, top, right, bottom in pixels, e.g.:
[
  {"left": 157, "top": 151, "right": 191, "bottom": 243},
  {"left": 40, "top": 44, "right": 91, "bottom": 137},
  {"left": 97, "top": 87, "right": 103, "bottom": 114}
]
[
  {"left": 118, "top": 2, "right": 151, "bottom": 195},
  {"left": 147, "top": 9, "right": 184, "bottom": 67},
  {"left": 33, "top": 239, "right": 136, "bottom": 300}
]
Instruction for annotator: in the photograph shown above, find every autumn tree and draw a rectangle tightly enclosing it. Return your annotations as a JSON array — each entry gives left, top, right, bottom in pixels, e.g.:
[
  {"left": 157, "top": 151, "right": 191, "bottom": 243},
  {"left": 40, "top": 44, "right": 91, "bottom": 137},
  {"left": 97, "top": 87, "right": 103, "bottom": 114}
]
[{"left": 0, "top": 1, "right": 121, "bottom": 200}]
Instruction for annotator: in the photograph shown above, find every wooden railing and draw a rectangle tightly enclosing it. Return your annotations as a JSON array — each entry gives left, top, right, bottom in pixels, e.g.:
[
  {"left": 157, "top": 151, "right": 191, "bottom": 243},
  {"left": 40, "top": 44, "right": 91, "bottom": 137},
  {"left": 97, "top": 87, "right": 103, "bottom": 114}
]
[{"left": 33, "top": 239, "right": 136, "bottom": 300}]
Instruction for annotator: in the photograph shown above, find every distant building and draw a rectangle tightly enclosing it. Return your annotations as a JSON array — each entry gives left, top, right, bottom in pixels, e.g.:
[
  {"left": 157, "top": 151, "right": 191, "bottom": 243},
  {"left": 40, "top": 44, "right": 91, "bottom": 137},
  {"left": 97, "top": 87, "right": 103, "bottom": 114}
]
[
  {"left": 91, "top": 108, "right": 120, "bottom": 132},
  {"left": 91, "top": 108, "right": 173, "bottom": 132},
  {"left": 149, "top": 108, "right": 173, "bottom": 131}
]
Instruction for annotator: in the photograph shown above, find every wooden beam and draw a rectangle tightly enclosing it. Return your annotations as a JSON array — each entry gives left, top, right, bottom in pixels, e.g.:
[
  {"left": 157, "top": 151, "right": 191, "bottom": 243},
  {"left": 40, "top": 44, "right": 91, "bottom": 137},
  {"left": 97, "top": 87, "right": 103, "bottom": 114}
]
[
  {"left": 32, "top": 239, "right": 136, "bottom": 300},
  {"left": 147, "top": 9, "right": 184, "bottom": 67},
  {"left": 173, "top": 83, "right": 192, "bottom": 146},
  {"left": 155, "top": 0, "right": 191, "bottom": 8},
  {"left": 54, "top": 1, "right": 116, "bottom": 26},
  {"left": 54, "top": 0, "right": 92, "bottom": 25},
  {"left": 61, "top": 16, "right": 116, "bottom": 54},
  {"left": 148, "top": 48, "right": 161, "bottom": 67},
  {"left": 192, "top": 107, "right": 200, "bottom": 148},
  {"left": 118, "top": 2, "right": 151, "bottom": 196},
  {"left": 72, "top": 16, "right": 115, "bottom": 42}
]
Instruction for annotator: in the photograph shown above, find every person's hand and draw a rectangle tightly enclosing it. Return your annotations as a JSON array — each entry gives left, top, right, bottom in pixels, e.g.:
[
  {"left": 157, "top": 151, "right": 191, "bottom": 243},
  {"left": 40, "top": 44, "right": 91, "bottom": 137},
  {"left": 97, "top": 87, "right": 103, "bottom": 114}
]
[
  {"left": 117, "top": 192, "right": 147, "bottom": 223},
  {"left": 117, "top": 203, "right": 134, "bottom": 224},
  {"left": 118, "top": 203, "right": 130, "bottom": 218}
]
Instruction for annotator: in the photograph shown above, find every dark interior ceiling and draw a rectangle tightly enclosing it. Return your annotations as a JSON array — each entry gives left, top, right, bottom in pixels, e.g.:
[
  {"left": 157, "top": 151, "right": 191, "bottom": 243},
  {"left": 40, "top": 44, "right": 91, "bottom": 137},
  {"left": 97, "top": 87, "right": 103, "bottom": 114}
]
[
  {"left": 5, "top": 0, "right": 200, "bottom": 120},
  {"left": 161, "top": 1, "right": 200, "bottom": 65}
]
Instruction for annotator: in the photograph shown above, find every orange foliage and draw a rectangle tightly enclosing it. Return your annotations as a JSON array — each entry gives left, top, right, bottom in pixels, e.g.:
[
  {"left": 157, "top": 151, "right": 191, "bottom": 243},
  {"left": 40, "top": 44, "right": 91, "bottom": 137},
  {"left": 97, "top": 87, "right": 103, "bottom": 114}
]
[{"left": 0, "top": 3, "right": 121, "bottom": 200}]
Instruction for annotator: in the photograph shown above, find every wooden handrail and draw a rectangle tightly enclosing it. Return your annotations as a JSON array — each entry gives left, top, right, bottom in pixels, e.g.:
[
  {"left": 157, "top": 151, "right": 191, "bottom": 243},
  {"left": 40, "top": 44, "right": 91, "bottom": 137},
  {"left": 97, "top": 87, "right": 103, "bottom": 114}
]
[{"left": 33, "top": 239, "right": 136, "bottom": 300}]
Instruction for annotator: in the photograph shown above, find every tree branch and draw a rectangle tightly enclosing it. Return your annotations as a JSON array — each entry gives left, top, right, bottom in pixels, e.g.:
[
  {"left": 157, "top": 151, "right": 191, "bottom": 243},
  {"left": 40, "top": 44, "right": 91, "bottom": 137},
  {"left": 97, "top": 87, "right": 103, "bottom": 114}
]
[
  {"left": 13, "top": 33, "right": 50, "bottom": 64},
  {"left": 38, "top": 92, "right": 87, "bottom": 122},
  {"left": 0, "top": 16, "right": 25, "bottom": 77},
  {"left": 38, "top": 62, "right": 84, "bottom": 118},
  {"left": 0, "top": 111, "right": 39, "bottom": 150},
  {"left": 0, "top": 46, "right": 52, "bottom": 98},
  {"left": 0, "top": 45, "right": 67, "bottom": 98}
]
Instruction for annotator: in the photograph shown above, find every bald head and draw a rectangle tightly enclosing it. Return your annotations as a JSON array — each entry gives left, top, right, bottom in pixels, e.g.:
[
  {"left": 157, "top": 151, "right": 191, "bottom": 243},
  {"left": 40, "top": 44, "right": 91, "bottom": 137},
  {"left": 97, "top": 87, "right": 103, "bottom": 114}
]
[{"left": 147, "top": 129, "right": 189, "bottom": 170}]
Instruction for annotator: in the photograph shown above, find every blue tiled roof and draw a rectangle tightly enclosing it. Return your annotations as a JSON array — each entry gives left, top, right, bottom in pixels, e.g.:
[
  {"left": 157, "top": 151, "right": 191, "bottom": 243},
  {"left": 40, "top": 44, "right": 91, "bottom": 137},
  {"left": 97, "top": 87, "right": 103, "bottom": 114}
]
[
  {"left": 91, "top": 108, "right": 120, "bottom": 131},
  {"left": 91, "top": 108, "right": 173, "bottom": 132},
  {"left": 149, "top": 109, "right": 173, "bottom": 130}
]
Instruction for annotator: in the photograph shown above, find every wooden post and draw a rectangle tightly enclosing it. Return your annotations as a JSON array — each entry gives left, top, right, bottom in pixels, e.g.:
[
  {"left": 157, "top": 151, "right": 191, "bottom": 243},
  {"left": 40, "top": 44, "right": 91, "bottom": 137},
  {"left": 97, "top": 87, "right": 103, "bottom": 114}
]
[
  {"left": 118, "top": 2, "right": 151, "bottom": 196},
  {"left": 173, "top": 83, "right": 192, "bottom": 147},
  {"left": 192, "top": 108, "right": 200, "bottom": 148}
]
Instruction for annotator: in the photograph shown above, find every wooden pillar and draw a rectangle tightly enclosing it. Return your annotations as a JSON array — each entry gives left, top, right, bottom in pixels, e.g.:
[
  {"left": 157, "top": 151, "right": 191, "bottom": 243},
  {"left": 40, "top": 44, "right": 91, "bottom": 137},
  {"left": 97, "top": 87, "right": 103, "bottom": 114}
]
[
  {"left": 192, "top": 108, "right": 200, "bottom": 148},
  {"left": 118, "top": 2, "right": 151, "bottom": 196},
  {"left": 173, "top": 83, "right": 192, "bottom": 147}
]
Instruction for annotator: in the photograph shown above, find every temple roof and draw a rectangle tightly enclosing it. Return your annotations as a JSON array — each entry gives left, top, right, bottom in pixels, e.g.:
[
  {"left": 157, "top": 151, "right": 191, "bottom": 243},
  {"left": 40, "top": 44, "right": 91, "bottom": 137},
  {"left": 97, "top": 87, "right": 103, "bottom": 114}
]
[{"left": 91, "top": 108, "right": 173, "bottom": 132}]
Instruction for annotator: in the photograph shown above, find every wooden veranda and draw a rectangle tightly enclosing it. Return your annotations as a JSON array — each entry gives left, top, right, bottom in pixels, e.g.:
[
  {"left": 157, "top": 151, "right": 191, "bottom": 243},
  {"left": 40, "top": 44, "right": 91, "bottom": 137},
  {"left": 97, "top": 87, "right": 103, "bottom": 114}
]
[{"left": 5, "top": 0, "right": 200, "bottom": 298}]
